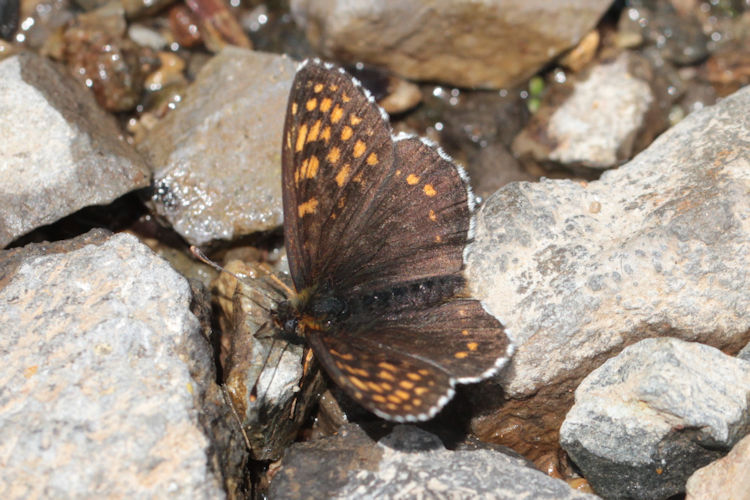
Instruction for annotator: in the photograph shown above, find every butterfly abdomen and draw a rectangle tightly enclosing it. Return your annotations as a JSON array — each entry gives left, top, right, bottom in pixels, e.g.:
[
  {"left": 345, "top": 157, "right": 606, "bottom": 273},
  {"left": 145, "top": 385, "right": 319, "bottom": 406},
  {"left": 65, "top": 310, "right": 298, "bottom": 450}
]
[{"left": 347, "top": 274, "right": 465, "bottom": 318}]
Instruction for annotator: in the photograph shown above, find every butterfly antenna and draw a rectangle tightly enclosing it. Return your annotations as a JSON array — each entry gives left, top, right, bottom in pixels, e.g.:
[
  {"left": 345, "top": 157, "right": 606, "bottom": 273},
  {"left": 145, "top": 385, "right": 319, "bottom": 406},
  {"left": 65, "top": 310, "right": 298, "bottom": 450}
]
[{"left": 189, "top": 245, "right": 248, "bottom": 282}]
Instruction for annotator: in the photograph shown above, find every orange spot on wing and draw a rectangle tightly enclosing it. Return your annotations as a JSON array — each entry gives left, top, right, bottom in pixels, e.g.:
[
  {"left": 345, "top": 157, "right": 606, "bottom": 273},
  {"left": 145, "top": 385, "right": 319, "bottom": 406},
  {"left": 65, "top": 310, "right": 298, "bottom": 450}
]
[
  {"left": 387, "top": 394, "right": 402, "bottom": 403},
  {"left": 350, "top": 115, "right": 362, "bottom": 125},
  {"left": 467, "top": 342, "right": 478, "bottom": 351},
  {"left": 342, "top": 93, "right": 351, "bottom": 103},
  {"left": 406, "top": 372, "right": 421, "bottom": 381},
  {"left": 306, "top": 98, "right": 317, "bottom": 111},
  {"left": 320, "top": 97, "right": 332, "bottom": 112},
  {"left": 400, "top": 380, "right": 415, "bottom": 389},
  {"left": 297, "top": 198, "right": 319, "bottom": 217},
  {"left": 341, "top": 126, "right": 353, "bottom": 141},
  {"left": 366, "top": 152, "right": 378, "bottom": 166},
  {"left": 428, "top": 209, "right": 437, "bottom": 221},
  {"left": 353, "top": 140, "right": 366, "bottom": 158},
  {"left": 291, "top": 102, "right": 298, "bottom": 115},
  {"left": 307, "top": 119, "right": 321, "bottom": 142},
  {"left": 424, "top": 184, "right": 437, "bottom": 196},
  {"left": 378, "top": 370, "right": 396, "bottom": 382},
  {"left": 300, "top": 155, "right": 319, "bottom": 179},
  {"left": 331, "top": 105, "right": 344, "bottom": 123},
  {"left": 335, "top": 164, "right": 350, "bottom": 187},
  {"left": 295, "top": 123, "right": 308, "bottom": 152},
  {"left": 454, "top": 351, "right": 468, "bottom": 359},
  {"left": 327, "top": 146, "right": 341, "bottom": 165},
  {"left": 329, "top": 84, "right": 338, "bottom": 91},
  {"left": 373, "top": 394, "right": 387, "bottom": 403},
  {"left": 349, "top": 376, "right": 368, "bottom": 391},
  {"left": 406, "top": 174, "right": 420, "bottom": 185},
  {"left": 414, "top": 387, "right": 428, "bottom": 396},
  {"left": 394, "top": 390, "right": 410, "bottom": 399},
  {"left": 321, "top": 126, "right": 331, "bottom": 143},
  {"left": 313, "top": 83, "right": 324, "bottom": 93}
]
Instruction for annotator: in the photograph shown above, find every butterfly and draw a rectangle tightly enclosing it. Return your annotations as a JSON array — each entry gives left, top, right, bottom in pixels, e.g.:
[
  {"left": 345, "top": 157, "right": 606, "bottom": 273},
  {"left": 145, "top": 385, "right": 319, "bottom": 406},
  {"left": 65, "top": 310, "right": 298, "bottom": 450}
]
[{"left": 276, "top": 59, "right": 513, "bottom": 422}]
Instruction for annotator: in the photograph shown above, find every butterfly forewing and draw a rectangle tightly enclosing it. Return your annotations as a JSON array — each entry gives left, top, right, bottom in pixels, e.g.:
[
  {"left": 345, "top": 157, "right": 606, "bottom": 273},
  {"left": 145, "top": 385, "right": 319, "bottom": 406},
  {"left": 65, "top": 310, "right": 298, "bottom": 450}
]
[{"left": 281, "top": 61, "right": 394, "bottom": 292}]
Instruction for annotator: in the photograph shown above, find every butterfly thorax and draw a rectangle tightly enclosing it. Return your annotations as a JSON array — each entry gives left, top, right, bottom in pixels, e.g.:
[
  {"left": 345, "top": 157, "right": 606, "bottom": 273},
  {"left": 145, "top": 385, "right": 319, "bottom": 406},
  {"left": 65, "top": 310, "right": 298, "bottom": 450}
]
[{"left": 274, "top": 284, "right": 348, "bottom": 338}]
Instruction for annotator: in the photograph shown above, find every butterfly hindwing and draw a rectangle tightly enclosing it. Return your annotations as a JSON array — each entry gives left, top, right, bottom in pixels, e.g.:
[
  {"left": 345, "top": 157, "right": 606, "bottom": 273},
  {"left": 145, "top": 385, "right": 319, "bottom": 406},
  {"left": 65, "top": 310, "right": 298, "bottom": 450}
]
[{"left": 306, "top": 327, "right": 455, "bottom": 422}]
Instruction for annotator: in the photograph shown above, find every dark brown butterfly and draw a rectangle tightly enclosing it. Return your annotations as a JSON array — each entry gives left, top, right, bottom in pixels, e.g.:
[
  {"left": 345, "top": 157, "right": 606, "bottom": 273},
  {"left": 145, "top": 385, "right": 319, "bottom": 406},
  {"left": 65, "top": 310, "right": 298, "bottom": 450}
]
[{"left": 276, "top": 59, "right": 513, "bottom": 422}]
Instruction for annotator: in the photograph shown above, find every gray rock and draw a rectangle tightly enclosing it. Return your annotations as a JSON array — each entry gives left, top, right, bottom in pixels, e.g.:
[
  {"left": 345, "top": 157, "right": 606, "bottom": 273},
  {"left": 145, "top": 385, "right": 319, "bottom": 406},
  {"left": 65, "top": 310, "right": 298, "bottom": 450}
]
[
  {"left": 0, "top": 230, "right": 234, "bottom": 499},
  {"left": 0, "top": 52, "right": 150, "bottom": 247},
  {"left": 291, "top": 0, "right": 612, "bottom": 89},
  {"left": 513, "top": 52, "right": 661, "bottom": 169},
  {"left": 686, "top": 433, "right": 750, "bottom": 500},
  {"left": 466, "top": 85, "right": 750, "bottom": 456},
  {"left": 140, "top": 48, "right": 296, "bottom": 246},
  {"left": 739, "top": 341, "right": 750, "bottom": 362},
  {"left": 560, "top": 337, "right": 750, "bottom": 499},
  {"left": 270, "top": 424, "right": 600, "bottom": 499}
]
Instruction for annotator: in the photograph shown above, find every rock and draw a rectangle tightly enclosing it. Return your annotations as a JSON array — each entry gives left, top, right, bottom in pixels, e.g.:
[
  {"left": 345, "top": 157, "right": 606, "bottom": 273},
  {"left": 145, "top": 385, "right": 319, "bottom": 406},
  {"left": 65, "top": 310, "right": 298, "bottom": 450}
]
[
  {"left": 686, "top": 433, "right": 750, "bottom": 500},
  {"left": 270, "top": 424, "right": 601, "bottom": 499},
  {"left": 513, "top": 51, "right": 666, "bottom": 170},
  {"left": 739, "top": 342, "right": 750, "bottom": 362},
  {"left": 466, "top": 85, "right": 750, "bottom": 462},
  {"left": 61, "top": 4, "right": 160, "bottom": 111},
  {"left": 0, "top": 230, "right": 244, "bottom": 498},
  {"left": 139, "top": 48, "right": 296, "bottom": 246},
  {"left": 560, "top": 338, "right": 750, "bottom": 499},
  {"left": 290, "top": 0, "right": 612, "bottom": 89},
  {"left": 0, "top": 52, "right": 150, "bottom": 248}
]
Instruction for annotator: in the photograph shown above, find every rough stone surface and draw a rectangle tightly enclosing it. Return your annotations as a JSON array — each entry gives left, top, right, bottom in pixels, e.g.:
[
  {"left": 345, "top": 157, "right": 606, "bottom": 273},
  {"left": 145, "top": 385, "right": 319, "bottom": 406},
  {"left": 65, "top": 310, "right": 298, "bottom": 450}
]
[
  {"left": 686, "top": 433, "right": 750, "bottom": 500},
  {"left": 291, "top": 0, "right": 612, "bottom": 89},
  {"left": 270, "top": 424, "right": 601, "bottom": 499},
  {"left": 513, "top": 52, "right": 662, "bottom": 169},
  {"left": 0, "top": 230, "right": 232, "bottom": 499},
  {"left": 140, "top": 48, "right": 297, "bottom": 245},
  {"left": 560, "top": 338, "right": 750, "bottom": 499},
  {"left": 0, "top": 52, "right": 150, "bottom": 247},
  {"left": 739, "top": 341, "right": 750, "bottom": 362},
  {"left": 466, "top": 85, "right": 750, "bottom": 460}
]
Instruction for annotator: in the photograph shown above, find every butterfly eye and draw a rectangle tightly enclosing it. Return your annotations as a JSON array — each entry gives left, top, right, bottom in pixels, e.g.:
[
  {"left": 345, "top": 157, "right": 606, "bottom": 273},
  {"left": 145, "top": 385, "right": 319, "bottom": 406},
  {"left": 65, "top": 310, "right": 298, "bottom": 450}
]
[{"left": 284, "top": 318, "right": 298, "bottom": 333}]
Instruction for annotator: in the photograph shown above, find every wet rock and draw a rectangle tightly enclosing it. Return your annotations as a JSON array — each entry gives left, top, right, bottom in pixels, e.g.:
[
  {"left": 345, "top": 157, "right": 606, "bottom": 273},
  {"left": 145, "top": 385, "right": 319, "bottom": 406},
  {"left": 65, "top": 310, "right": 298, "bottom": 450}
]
[
  {"left": 185, "top": 0, "right": 252, "bottom": 52},
  {"left": 140, "top": 48, "right": 296, "bottom": 246},
  {"left": 432, "top": 87, "right": 533, "bottom": 199},
  {"left": 618, "top": 1, "right": 709, "bottom": 66},
  {"left": 0, "top": 52, "right": 150, "bottom": 247},
  {"left": 513, "top": 51, "right": 666, "bottom": 170},
  {"left": 13, "top": 0, "right": 74, "bottom": 49},
  {"left": 291, "top": 0, "right": 613, "bottom": 89},
  {"left": 60, "top": 3, "right": 159, "bottom": 111},
  {"left": 560, "top": 338, "right": 750, "bottom": 499},
  {"left": 214, "top": 261, "right": 325, "bottom": 461},
  {"left": 703, "top": 42, "right": 750, "bottom": 97},
  {"left": 0, "top": 230, "right": 242, "bottom": 498},
  {"left": 270, "top": 424, "right": 601, "bottom": 499},
  {"left": 466, "top": 85, "right": 750, "bottom": 462},
  {"left": 73, "top": 0, "right": 177, "bottom": 19},
  {"left": 686, "top": 433, "right": 750, "bottom": 500},
  {"left": 0, "top": 0, "right": 18, "bottom": 40}
]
